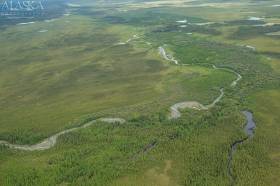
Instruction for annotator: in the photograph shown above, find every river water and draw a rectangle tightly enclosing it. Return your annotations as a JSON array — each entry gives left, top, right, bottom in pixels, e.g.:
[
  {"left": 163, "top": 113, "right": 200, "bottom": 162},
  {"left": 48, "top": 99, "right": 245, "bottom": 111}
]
[
  {"left": 242, "top": 111, "right": 256, "bottom": 137},
  {"left": 228, "top": 111, "right": 256, "bottom": 184}
]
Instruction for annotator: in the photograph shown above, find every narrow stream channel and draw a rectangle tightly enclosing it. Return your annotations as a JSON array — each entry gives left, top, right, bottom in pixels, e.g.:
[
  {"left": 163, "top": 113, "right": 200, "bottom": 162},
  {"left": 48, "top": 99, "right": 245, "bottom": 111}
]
[
  {"left": 0, "top": 45, "right": 243, "bottom": 152},
  {"left": 228, "top": 111, "right": 256, "bottom": 185}
]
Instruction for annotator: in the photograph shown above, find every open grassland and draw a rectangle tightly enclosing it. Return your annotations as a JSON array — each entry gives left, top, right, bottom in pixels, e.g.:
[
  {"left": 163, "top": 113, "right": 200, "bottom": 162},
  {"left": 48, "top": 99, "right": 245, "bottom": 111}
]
[
  {"left": 0, "top": 0, "right": 280, "bottom": 185},
  {"left": 0, "top": 15, "right": 235, "bottom": 144}
]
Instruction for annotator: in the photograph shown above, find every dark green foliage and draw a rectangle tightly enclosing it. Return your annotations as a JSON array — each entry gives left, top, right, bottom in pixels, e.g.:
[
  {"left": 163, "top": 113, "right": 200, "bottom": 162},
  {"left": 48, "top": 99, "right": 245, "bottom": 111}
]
[
  {"left": 1, "top": 1, "right": 280, "bottom": 185},
  {"left": 153, "top": 24, "right": 221, "bottom": 35},
  {"left": 225, "top": 20, "right": 265, "bottom": 26},
  {"left": 0, "top": 129, "right": 46, "bottom": 145},
  {"left": 230, "top": 24, "right": 280, "bottom": 39}
]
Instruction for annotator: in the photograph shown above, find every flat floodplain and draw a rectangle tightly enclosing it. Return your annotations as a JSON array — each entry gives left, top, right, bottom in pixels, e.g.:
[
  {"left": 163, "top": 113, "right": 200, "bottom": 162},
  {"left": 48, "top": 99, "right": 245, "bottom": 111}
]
[{"left": 0, "top": 0, "right": 280, "bottom": 185}]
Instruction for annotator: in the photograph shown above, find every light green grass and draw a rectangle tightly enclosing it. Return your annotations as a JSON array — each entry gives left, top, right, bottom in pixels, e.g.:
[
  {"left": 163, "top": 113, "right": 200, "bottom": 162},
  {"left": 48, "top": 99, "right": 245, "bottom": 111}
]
[
  {"left": 0, "top": 1, "right": 279, "bottom": 185},
  {"left": 0, "top": 15, "right": 236, "bottom": 144}
]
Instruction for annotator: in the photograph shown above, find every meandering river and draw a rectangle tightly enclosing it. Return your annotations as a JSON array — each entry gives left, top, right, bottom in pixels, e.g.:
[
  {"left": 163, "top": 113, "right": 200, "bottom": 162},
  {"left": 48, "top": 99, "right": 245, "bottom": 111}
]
[
  {"left": 0, "top": 118, "right": 125, "bottom": 151},
  {"left": 0, "top": 45, "right": 243, "bottom": 151},
  {"left": 158, "top": 46, "right": 242, "bottom": 119},
  {"left": 159, "top": 47, "right": 255, "bottom": 185}
]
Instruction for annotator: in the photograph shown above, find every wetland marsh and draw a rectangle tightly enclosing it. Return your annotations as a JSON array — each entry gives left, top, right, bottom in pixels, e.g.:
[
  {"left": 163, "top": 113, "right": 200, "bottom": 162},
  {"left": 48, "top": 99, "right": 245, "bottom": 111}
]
[{"left": 0, "top": 0, "right": 279, "bottom": 185}]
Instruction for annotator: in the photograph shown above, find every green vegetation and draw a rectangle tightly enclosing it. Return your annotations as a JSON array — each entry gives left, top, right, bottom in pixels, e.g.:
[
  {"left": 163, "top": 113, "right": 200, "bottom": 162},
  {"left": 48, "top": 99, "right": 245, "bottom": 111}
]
[
  {"left": 0, "top": 14, "right": 237, "bottom": 144},
  {"left": 0, "top": 0, "right": 280, "bottom": 185}
]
